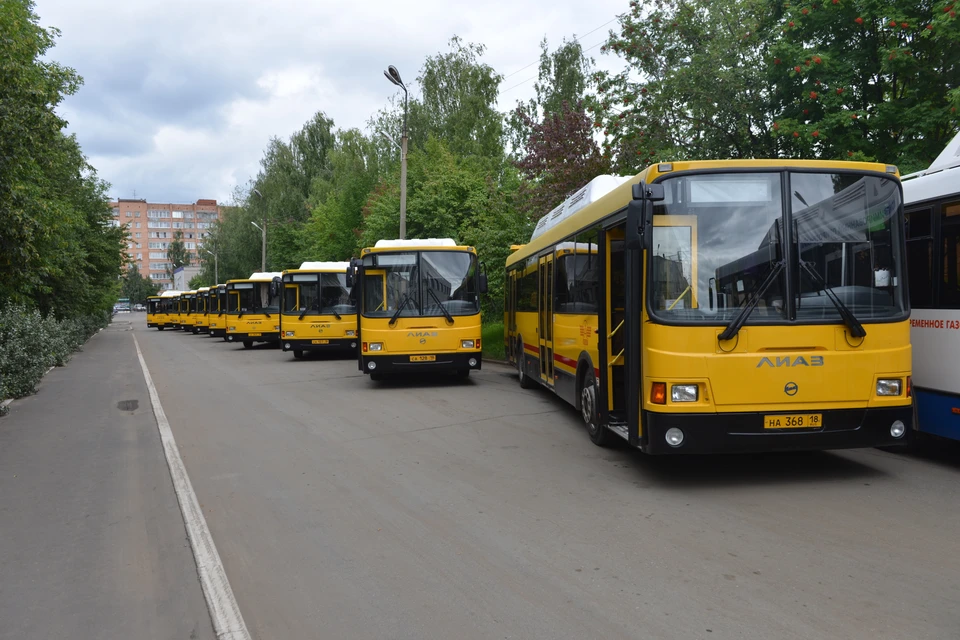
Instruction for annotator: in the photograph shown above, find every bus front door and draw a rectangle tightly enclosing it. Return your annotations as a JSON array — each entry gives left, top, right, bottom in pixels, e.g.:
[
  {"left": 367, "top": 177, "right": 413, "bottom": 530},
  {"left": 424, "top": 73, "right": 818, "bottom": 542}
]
[{"left": 538, "top": 254, "right": 554, "bottom": 386}]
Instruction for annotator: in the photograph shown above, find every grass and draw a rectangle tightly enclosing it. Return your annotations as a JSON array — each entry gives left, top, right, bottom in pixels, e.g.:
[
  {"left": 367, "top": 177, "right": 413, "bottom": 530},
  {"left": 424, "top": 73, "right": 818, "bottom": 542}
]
[{"left": 482, "top": 321, "right": 505, "bottom": 361}]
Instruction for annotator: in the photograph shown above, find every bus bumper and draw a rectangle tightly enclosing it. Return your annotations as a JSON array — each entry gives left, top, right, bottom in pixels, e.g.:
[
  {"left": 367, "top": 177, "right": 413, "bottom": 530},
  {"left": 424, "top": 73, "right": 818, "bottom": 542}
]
[
  {"left": 282, "top": 338, "right": 357, "bottom": 352},
  {"left": 640, "top": 406, "right": 913, "bottom": 454},
  {"left": 209, "top": 328, "right": 227, "bottom": 338},
  {"left": 361, "top": 353, "right": 482, "bottom": 374},
  {"left": 225, "top": 332, "right": 279, "bottom": 343}
]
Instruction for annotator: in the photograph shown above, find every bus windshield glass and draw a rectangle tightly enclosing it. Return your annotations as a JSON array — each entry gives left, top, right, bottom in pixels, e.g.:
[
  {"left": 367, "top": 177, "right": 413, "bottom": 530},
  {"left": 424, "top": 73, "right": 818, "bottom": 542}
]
[
  {"left": 227, "top": 282, "right": 280, "bottom": 314},
  {"left": 362, "top": 250, "right": 479, "bottom": 318},
  {"left": 148, "top": 299, "right": 160, "bottom": 314},
  {"left": 648, "top": 171, "right": 905, "bottom": 324},
  {"left": 283, "top": 273, "right": 356, "bottom": 316}
]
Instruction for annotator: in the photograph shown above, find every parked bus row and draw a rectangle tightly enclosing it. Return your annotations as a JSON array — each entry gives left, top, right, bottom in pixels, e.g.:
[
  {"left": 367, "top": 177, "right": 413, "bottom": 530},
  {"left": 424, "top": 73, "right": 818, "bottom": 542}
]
[
  {"left": 146, "top": 148, "right": 960, "bottom": 454},
  {"left": 146, "top": 239, "right": 488, "bottom": 380}
]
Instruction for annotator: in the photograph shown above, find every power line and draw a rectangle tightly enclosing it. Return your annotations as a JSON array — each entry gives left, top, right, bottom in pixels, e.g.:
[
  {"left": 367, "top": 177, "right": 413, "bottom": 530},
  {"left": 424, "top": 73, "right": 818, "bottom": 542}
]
[
  {"left": 499, "top": 13, "right": 624, "bottom": 83},
  {"left": 499, "top": 36, "right": 612, "bottom": 95}
]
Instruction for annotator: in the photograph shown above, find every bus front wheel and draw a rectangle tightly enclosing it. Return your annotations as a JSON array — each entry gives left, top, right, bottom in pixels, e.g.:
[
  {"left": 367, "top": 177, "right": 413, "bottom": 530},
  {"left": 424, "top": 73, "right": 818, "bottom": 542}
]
[
  {"left": 158, "top": 327, "right": 164, "bottom": 331},
  {"left": 293, "top": 350, "right": 304, "bottom": 359},
  {"left": 242, "top": 340, "right": 253, "bottom": 349},
  {"left": 581, "top": 371, "right": 610, "bottom": 447}
]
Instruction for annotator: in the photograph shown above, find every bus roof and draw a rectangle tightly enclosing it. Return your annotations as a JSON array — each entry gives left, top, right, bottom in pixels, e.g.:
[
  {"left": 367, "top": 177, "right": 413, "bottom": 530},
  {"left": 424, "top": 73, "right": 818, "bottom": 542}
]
[
  {"left": 506, "top": 158, "right": 897, "bottom": 269},
  {"left": 226, "top": 272, "right": 283, "bottom": 284},
  {"left": 197, "top": 287, "right": 210, "bottom": 293},
  {"left": 374, "top": 238, "right": 457, "bottom": 248},
  {"left": 294, "top": 261, "right": 350, "bottom": 271},
  {"left": 902, "top": 131, "right": 960, "bottom": 205},
  {"left": 159, "top": 290, "right": 184, "bottom": 298}
]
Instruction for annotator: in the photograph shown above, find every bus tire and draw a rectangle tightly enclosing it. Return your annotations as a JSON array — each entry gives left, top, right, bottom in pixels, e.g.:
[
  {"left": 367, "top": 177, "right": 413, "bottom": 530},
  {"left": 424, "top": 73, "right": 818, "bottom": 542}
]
[
  {"left": 581, "top": 371, "right": 610, "bottom": 447},
  {"left": 158, "top": 327, "right": 164, "bottom": 331},
  {"left": 456, "top": 369, "right": 470, "bottom": 379},
  {"left": 242, "top": 340, "right": 253, "bottom": 349},
  {"left": 517, "top": 338, "right": 537, "bottom": 389},
  {"left": 193, "top": 327, "right": 200, "bottom": 334},
  {"left": 370, "top": 372, "right": 384, "bottom": 381},
  {"left": 293, "top": 350, "right": 304, "bottom": 359}
]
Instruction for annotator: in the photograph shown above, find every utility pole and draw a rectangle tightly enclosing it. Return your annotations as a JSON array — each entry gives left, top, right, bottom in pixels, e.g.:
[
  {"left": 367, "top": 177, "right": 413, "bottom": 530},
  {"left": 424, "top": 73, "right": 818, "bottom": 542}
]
[
  {"left": 251, "top": 189, "right": 266, "bottom": 271},
  {"left": 384, "top": 65, "right": 408, "bottom": 239}
]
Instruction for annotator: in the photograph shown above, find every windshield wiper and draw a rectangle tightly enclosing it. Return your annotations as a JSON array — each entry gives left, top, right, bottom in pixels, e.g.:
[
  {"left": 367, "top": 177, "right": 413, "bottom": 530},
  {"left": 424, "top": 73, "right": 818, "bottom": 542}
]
[
  {"left": 797, "top": 260, "right": 866, "bottom": 338},
  {"left": 717, "top": 260, "right": 785, "bottom": 342},
  {"left": 426, "top": 288, "right": 454, "bottom": 324},
  {"left": 237, "top": 309, "right": 245, "bottom": 319},
  {"left": 389, "top": 295, "right": 412, "bottom": 326},
  {"left": 299, "top": 306, "right": 311, "bottom": 321},
  {"left": 329, "top": 309, "right": 341, "bottom": 320}
]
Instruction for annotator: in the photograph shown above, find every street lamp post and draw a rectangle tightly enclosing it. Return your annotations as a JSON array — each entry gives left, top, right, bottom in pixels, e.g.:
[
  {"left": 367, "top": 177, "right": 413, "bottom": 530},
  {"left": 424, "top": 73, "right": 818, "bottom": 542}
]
[
  {"left": 205, "top": 249, "right": 218, "bottom": 284},
  {"left": 251, "top": 189, "right": 266, "bottom": 271},
  {"left": 383, "top": 65, "right": 408, "bottom": 240}
]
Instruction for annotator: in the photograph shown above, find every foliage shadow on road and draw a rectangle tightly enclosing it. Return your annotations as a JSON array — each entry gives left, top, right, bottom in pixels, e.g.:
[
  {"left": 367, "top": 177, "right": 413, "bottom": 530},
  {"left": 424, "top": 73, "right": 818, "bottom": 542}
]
[{"left": 499, "top": 370, "right": 890, "bottom": 488}]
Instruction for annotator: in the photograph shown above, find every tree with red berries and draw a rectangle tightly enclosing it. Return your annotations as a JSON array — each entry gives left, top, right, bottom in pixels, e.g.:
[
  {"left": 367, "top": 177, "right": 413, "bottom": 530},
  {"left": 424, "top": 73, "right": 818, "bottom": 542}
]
[
  {"left": 587, "top": 0, "right": 783, "bottom": 172},
  {"left": 769, "top": 0, "right": 959, "bottom": 171}
]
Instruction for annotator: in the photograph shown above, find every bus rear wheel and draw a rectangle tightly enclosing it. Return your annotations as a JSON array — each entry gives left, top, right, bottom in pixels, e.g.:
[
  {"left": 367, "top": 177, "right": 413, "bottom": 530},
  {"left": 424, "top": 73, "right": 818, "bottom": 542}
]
[
  {"left": 516, "top": 338, "right": 537, "bottom": 389},
  {"left": 581, "top": 371, "right": 610, "bottom": 447},
  {"left": 242, "top": 340, "right": 253, "bottom": 349}
]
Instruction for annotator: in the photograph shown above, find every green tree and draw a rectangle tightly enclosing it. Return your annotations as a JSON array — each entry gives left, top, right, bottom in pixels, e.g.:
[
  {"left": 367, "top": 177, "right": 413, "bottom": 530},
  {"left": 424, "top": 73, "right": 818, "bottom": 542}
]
[
  {"left": 507, "top": 37, "right": 594, "bottom": 154},
  {"left": 165, "top": 229, "right": 191, "bottom": 281},
  {"left": 198, "top": 190, "right": 262, "bottom": 283},
  {"left": 303, "top": 128, "right": 383, "bottom": 260},
  {"left": 121, "top": 263, "right": 159, "bottom": 305},
  {"left": 0, "top": 0, "right": 125, "bottom": 318},
  {"left": 588, "top": 0, "right": 781, "bottom": 170},
  {"left": 188, "top": 274, "right": 210, "bottom": 290},
  {"left": 768, "top": 0, "right": 960, "bottom": 171}
]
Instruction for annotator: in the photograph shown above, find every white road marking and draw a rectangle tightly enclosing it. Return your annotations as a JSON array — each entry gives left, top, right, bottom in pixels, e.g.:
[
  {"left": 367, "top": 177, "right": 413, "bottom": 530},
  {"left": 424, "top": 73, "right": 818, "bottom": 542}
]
[{"left": 133, "top": 334, "right": 252, "bottom": 640}]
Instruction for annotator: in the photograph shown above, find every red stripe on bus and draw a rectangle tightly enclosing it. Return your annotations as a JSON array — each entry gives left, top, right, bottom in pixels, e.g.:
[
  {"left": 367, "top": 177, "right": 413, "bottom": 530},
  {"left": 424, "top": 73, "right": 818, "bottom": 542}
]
[
  {"left": 523, "top": 342, "right": 539, "bottom": 353},
  {"left": 554, "top": 353, "right": 578, "bottom": 369}
]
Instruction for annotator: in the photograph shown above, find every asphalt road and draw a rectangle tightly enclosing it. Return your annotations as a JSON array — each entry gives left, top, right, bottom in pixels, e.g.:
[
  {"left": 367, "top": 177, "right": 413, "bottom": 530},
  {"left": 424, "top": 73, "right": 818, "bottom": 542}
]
[
  {"left": 3, "top": 318, "right": 958, "bottom": 639},
  {"left": 131, "top": 322, "right": 960, "bottom": 640},
  {"left": 0, "top": 319, "right": 214, "bottom": 640}
]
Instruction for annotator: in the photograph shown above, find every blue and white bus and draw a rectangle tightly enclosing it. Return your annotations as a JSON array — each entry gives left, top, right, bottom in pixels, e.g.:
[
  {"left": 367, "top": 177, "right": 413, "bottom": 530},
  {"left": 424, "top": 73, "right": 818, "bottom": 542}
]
[{"left": 902, "top": 131, "right": 960, "bottom": 442}]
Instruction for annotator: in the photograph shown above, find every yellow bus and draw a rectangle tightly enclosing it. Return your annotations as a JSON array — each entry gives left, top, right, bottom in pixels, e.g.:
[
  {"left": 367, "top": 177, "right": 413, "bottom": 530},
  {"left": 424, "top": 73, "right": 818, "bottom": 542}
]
[
  {"left": 208, "top": 284, "right": 228, "bottom": 339},
  {"left": 170, "top": 291, "right": 185, "bottom": 329},
  {"left": 225, "top": 272, "right": 284, "bottom": 348},
  {"left": 505, "top": 162, "right": 912, "bottom": 454},
  {"left": 146, "top": 295, "right": 163, "bottom": 329},
  {"left": 280, "top": 262, "right": 357, "bottom": 358},
  {"left": 193, "top": 287, "right": 211, "bottom": 335},
  {"left": 348, "top": 239, "right": 487, "bottom": 380},
  {"left": 180, "top": 290, "right": 198, "bottom": 332}
]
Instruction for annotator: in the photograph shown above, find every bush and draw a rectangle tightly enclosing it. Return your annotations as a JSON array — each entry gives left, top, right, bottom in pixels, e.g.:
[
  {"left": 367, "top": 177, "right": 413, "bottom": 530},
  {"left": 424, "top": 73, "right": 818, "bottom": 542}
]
[
  {"left": 482, "top": 321, "right": 505, "bottom": 361},
  {"left": 0, "top": 304, "right": 110, "bottom": 401}
]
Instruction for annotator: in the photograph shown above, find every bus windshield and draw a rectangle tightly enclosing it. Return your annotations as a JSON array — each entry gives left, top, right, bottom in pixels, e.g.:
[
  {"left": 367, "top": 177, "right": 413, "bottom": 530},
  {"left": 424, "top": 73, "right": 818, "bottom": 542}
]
[
  {"left": 362, "top": 250, "right": 479, "bottom": 318},
  {"left": 283, "top": 273, "right": 356, "bottom": 316},
  {"left": 227, "top": 282, "right": 280, "bottom": 314},
  {"left": 648, "top": 171, "right": 906, "bottom": 324},
  {"left": 148, "top": 299, "right": 160, "bottom": 314}
]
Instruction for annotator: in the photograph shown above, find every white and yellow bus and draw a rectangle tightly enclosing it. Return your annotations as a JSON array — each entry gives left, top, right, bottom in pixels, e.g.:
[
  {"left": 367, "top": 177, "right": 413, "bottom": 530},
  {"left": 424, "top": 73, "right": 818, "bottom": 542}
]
[
  {"left": 505, "top": 162, "right": 912, "bottom": 454},
  {"left": 192, "top": 287, "right": 211, "bottom": 335},
  {"left": 280, "top": 262, "right": 358, "bottom": 358},
  {"left": 225, "top": 272, "right": 284, "bottom": 348},
  {"left": 208, "top": 284, "right": 228, "bottom": 339},
  {"left": 349, "top": 239, "right": 487, "bottom": 380}
]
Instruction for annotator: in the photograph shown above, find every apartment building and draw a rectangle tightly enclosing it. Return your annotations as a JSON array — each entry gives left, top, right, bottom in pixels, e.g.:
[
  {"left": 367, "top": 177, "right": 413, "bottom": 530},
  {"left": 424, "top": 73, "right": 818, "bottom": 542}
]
[{"left": 109, "top": 198, "right": 222, "bottom": 289}]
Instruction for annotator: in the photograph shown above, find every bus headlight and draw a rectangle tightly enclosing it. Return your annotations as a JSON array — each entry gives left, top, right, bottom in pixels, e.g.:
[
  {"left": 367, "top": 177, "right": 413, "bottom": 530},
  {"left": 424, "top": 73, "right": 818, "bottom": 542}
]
[
  {"left": 346, "top": 330, "right": 356, "bottom": 337},
  {"left": 877, "top": 379, "right": 902, "bottom": 396},
  {"left": 461, "top": 340, "right": 475, "bottom": 349},
  {"left": 367, "top": 361, "right": 377, "bottom": 370},
  {"left": 285, "top": 331, "right": 295, "bottom": 337},
  {"left": 228, "top": 326, "right": 236, "bottom": 331},
  {"left": 890, "top": 420, "right": 906, "bottom": 438},
  {"left": 671, "top": 384, "right": 699, "bottom": 403},
  {"left": 273, "top": 325, "right": 280, "bottom": 331},
  {"left": 665, "top": 428, "right": 685, "bottom": 447},
  {"left": 368, "top": 342, "right": 383, "bottom": 351}
]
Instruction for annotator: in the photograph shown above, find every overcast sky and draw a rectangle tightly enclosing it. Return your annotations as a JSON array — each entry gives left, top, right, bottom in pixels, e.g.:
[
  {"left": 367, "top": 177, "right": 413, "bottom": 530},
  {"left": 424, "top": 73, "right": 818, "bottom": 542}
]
[{"left": 36, "top": 0, "right": 628, "bottom": 204}]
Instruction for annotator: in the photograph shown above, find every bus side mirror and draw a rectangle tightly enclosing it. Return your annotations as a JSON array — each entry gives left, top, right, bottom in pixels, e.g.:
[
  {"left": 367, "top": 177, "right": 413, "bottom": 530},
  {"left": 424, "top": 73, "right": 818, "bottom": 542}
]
[
  {"left": 345, "top": 259, "right": 359, "bottom": 287},
  {"left": 479, "top": 273, "right": 488, "bottom": 294},
  {"left": 626, "top": 182, "right": 663, "bottom": 251}
]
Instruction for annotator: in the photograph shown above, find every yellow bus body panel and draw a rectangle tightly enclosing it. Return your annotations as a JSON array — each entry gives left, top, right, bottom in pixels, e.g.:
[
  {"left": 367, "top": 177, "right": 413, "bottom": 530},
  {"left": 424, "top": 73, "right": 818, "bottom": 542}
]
[
  {"left": 362, "top": 315, "right": 482, "bottom": 355},
  {"left": 282, "top": 315, "right": 357, "bottom": 340}
]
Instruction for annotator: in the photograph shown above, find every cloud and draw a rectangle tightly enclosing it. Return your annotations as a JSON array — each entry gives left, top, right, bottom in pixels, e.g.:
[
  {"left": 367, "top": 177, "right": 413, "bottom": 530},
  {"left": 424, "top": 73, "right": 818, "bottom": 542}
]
[{"left": 36, "top": 0, "right": 627, "bottom": 203}]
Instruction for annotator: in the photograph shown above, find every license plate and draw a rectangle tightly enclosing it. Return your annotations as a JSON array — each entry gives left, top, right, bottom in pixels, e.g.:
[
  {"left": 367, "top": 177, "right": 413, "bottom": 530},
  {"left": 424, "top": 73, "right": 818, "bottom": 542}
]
[
  {"left": 311, "top": 339, "right": 329, "bottom": 345},
  {"left": 764, "top": 413, "right": 822, "bottom": 429},
  {"left": 248, "top": 332, "right": 262, "bottom": 337},
  {"left": 410, "top": 355, "right": 436, "bottom": 362}
]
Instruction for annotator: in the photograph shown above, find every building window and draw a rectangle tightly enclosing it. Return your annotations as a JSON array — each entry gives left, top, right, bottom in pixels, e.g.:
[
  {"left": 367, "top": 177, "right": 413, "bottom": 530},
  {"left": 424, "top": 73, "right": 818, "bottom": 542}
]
[
  {"left": 135, "top": 211, "right": 141, "bottom": 218},
  {"left": 137, "top": 253, "right": 142, "bottom": 260},
  {"left": 126, "top": 211, "right": 133, "bottom": 218},
  {"left": 135, "top": 232, "right": 141, "bottom": 238},
  {"left": 172, "top": 211, "right": 183, "bottom": 219}
]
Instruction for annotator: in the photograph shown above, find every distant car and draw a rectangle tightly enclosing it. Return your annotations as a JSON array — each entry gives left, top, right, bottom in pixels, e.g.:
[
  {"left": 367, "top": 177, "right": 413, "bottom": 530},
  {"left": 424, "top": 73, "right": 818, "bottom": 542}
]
[{"left": 133, "top": 304, "right": 146, "bottom": 312}]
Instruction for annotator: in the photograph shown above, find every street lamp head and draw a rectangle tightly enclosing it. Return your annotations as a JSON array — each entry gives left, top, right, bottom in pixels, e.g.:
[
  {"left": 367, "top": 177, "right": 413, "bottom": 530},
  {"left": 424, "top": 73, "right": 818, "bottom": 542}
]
[
  {"left": 251, "top": 188, "right": 263, "bottom": 199},
  {"left": 384, "top": 65, "right": 405, "bottom": 89},
  {"left": 250, "top": 221, "right": 263, "bottom": 232}
]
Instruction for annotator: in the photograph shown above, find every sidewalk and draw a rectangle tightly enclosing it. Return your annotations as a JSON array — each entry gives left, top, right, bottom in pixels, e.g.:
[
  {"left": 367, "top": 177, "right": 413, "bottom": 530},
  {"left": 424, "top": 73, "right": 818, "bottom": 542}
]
[{"left": 0, "top": 319, "right": 214, "bottom": 640}]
